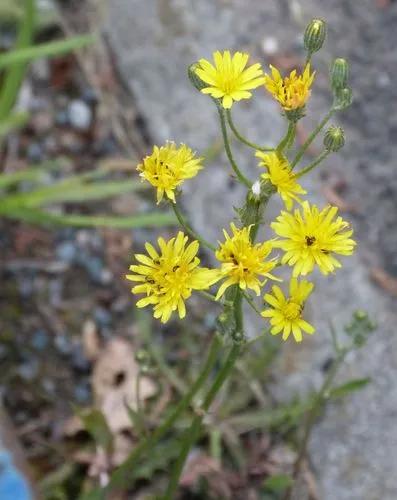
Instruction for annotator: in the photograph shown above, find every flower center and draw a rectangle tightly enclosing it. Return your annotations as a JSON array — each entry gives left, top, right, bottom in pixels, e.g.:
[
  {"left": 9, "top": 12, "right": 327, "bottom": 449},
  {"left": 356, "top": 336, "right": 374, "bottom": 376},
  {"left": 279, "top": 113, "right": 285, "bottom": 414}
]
[
  {"left": 284, "top": 301, "right": 301, "bottom": 320},
  {"left": 305, "top": 235, "right": 316, "bottom": 246}
]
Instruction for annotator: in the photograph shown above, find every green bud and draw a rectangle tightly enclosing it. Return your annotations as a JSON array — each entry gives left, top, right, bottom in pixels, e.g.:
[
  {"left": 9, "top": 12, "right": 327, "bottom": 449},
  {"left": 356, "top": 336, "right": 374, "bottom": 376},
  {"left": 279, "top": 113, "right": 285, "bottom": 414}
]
[
  {"left": 187, "top": 62, "right": 206, "bottom": 92},
  {"left": 331, "top": 58, "right": 349, "bottom": 90},
  {"left": 285, "top": 106, "right": 306, "bottom": 123},
  {"left": 324, "top": 126, "right": 345, "bottom": 152},
  {"left": 354, "top": 309, "right": 368, "bottom": 321},
  {"left": 333, "top": 86, "right": 353, "bottom": 110},
  {"left": 232, "top": 330, "right": 245, "bottom": 344},
  {"left": 135, "top": 349, "right": 149, "bottom": 364},
  {"left": 304, "top": 19, "right": 327, "bottom": 55}
]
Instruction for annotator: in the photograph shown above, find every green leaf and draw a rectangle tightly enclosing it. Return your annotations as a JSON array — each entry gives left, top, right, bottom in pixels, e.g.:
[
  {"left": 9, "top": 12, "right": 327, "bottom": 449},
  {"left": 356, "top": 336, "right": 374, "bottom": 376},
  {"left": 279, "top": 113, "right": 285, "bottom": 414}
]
[
  {"left": 329, "top": 377, "right": 371, "bottom": 399},
  {"left": 1, "top": 178, "right": 144, "bottom": 208},
  {"left": 0, "top": 159, "right": 68, "bottom": 189},
  {"left": 78, "top": 409, "right": 113, "bottom": 453},
  {"left": 0, "top": 111, "right": 29, "bottom": 137},
  {"left": 0, "top": 0, "right": 35, "bottom": 120},
  {"left": 263, "top": 474, "right": 293, "bottom": 494},
  {"left": 0, "top": 35, "right": 95, "bottom": 70},
  {"left": 78, "top": 488, "right": 105, "bottom": 500},
  {"left": 1, "top": 207, "right": 177, "bottom": 228}
]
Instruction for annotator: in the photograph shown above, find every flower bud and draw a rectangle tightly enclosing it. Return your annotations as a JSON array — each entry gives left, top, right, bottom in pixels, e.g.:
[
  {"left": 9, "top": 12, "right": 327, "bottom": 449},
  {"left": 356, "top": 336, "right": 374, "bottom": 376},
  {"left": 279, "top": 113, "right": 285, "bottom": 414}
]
[
  {"left": 331, "top": 58, "right": 349, "bottom": 90},
  {"left": 324, "top": 126, "right": 345, "bottom": 152},
  {"left": 304, "top": 19, "right": 326, "bottom": 55},
  {"left": 333, "top": 87, "right": 353, "bottom": 110},
  {"left": 187, "top": 62, "right": 207, "bottom": 91}
]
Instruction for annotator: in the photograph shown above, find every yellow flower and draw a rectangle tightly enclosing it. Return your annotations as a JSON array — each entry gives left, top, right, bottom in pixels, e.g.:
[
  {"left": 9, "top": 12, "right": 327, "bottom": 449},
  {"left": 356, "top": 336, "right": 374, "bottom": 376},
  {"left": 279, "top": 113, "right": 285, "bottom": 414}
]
[
  {"left": 137, "top": 142, "right": 203, "bottom": 203},
  {"left": 262, "top": 278, "right": 315, "bottom": 342},
  {"left": 195, "top": 50, "right": 266, "bottom": 109},
  {"left": 264, "top": 64, "right": 315, "bottom": 111},
  {"left": 255, "top": 151, "right": 306, "bottom": 210},
  {"left": 271, "top": 201, "right": 356, "bottom": 276},
  {"left": 215, "top": 223, "right": 278, "bottom": 299},
  {"left": 126, "top": 232, "right": 220, "bottom": 323}
]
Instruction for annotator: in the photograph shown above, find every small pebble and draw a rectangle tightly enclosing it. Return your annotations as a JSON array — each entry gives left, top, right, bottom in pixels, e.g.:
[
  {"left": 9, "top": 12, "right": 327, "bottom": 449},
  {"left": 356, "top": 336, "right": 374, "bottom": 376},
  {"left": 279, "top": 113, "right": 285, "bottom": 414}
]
[
  {"left": 68, "top": 99, "right": 92, "bottom": 130},
  {"left": 18, "top": 361, "right": 38, "bottom": 380},
  {"left": 71, "top": 345, "right": 91, "bottom": 374},
  {"left": 56, "top": 241, "right": 77, "bottom": 263},
  {"left": 74, "top": 383, "right": 91, "bottom": 403},
  {"left": 31, "top": 330, "right": 49, "bottom": 351},
  {"left": 55, "top": 110, "right": 69, "bottom": 126},
  {"left": 26, "top": 143, "right": 44, "bottom": 163},
  {"left": 54, "top": 334, "right": 73, "bottom": 356},
  {"left": 94, "top": 306, "right": 112, "bottom": 328}
]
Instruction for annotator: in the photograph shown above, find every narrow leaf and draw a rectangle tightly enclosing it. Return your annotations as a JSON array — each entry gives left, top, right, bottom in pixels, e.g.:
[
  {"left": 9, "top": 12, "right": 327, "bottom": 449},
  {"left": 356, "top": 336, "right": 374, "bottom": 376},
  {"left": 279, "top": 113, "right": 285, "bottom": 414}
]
[
  {"left": 329, "top": 378, "right": 371, "bottom": 399},
  {"left": 1, "top": 207, "right": 177, "bottom": 228},
  {"left": 0, "top": 35, "right": 95, "bottom": 70}
]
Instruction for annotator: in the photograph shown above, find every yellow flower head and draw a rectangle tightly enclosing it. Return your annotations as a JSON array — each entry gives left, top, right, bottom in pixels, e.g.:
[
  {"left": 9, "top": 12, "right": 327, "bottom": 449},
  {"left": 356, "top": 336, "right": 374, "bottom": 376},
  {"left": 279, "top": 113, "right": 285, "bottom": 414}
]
[
  {"left": 255, "top": 151, "right": 306, "bottom": 210},
  {"left": 271, "top": 201, "right": 356, "bottom": 276},
  {"left": 195, "top": 50, "right": 266, "bottom": 109},
  {"left": 262, "top": 278, "right": 315, "bottom": 342},
  {"left": 137, "top": 142, "right": 203, "bottom": 204},
  {"left": 215, "top": 223, "right": 278, "bottom": 299},
  {"left": 264, "top": 64, "right": 315, "bottom": 111},
  {"left": 126, "top": 232, "right": 220, "bottom": 323}
]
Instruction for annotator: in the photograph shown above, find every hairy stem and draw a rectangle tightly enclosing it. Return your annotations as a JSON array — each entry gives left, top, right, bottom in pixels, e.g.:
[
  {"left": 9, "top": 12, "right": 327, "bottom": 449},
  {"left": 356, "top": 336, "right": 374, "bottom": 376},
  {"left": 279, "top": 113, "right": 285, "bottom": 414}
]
[
  {"left": 218, "top": 107, "right": 252, "bottom": 187},
  {"left": 163, "top": 291, "right": 243, "bottom": 500},
  {"left": 226, "top": 109, "right": 273, "bottom": 152},
  {"left": 171, "top": 202, "right": 216, "bottom": 251},
  {"left": 295, "top": 150, "right": 330, "bottom": 178},
  {"left": 291, "top": 109, "right": 335, "bottom": 169},
  {"left": 276, "top": 121, "right": 296, "bottom": 155}
]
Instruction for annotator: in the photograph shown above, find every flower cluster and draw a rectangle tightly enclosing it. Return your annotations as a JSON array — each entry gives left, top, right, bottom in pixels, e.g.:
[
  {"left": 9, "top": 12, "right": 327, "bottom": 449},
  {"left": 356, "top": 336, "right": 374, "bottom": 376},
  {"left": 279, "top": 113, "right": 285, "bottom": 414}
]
[{"left": 127, "top": 20, "right": 355, "bottom": 343}]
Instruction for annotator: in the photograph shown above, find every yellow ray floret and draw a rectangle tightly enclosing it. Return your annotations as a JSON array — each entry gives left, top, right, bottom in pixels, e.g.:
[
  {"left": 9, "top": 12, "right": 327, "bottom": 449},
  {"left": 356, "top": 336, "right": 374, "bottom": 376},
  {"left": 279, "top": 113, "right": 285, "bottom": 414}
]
[
  {"left": 262, "top": 278, "right": 315, "bottom": 342},
  {"left": 195, "top": 50, "right": 266, "bottom": 109},
  {"left": 137, "top": 142, "right": 203, "bottom": 204},
  {"left": 126, "top": 232, "right": 220, "bottom": 323},
  {"left": 215, "top": 223, "right": 279, "bottom": 299},
  {"left": 271, "top": 201, "right": 356, "bottom": 277},
  {"left": 264, "top": 64, "right": 315, "bottom": 111},
  {"left": 255, "top": 151, "right": 306, "bottom": 210}
]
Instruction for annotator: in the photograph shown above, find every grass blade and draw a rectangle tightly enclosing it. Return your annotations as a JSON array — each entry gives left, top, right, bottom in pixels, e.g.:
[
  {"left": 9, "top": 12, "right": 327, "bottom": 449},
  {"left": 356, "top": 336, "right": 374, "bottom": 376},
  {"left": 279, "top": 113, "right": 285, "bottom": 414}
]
[
  {"left": 0, "top": 0, "right": 35, "bottom": 120},
  {"left": 0, "top": 111, "right": 29, "bottom": 137},
  {"left": 1, "top": 207, "right": 177, "bottom": 228},
  {"left": 0, "top": 35, "right": 95, "bottom": 71}
]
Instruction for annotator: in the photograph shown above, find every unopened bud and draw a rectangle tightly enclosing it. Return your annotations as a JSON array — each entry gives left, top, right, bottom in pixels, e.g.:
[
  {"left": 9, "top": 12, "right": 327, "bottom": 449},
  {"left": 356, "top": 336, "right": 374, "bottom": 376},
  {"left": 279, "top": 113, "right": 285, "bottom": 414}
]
[
  {"left": 324, "top": 126, "right": 345, "bottom": 152},
  {"left": 331, "top": 58, "right": 349, "bottom": 90},
  {"left": 333, "top": 87, "right": 353, "bottom": 110},
  {"left": 187, "top": 62, "right": 207, "bottom": 91},
  {"left": 304, "top": 19, "right": 326, "bottom": 55}
]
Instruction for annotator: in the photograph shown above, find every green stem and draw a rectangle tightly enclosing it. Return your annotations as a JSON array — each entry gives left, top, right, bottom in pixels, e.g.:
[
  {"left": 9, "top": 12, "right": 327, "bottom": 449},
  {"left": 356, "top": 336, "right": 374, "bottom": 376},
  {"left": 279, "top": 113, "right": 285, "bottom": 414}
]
[
  {"left": 295, "top": 150, "right": 330, "bottom": 178},
  {"left": 0, "top": 0, "right": 35, "bottom": 121},
  {"left": 242, "top": 291, "right": 263, "bottom": 318},
  {"left": 106, "top": 334, "right": 222, "bottom": 491},
  {"left": 199, "top": 290, "right": 220, "bottom": 304},
  {"left": 283, "top": 348, "right": 348, "bottom": 500},
  {"left": 276, "top": 121, "right": 296, "bottom": 155},
  {"left": 163, "top": 342, "right": 241, "bottom": 500},
  {"left": 171, "top": 202, "right": 216, "bottom": 251},
  {"left": 245, "top": 328, "right": 271, "bottom": 346},
  {"left": 291, "top": 109, "right": 335, "bottom": 169},
  {"left": 218, "top": 107, "right": 252, "bottom": 187},
  {"left": 226, "top": 109, "right": 273, "bottom": 152},
  {"left": 163, "top": 290, "right": 243, "bottom": 500}
]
